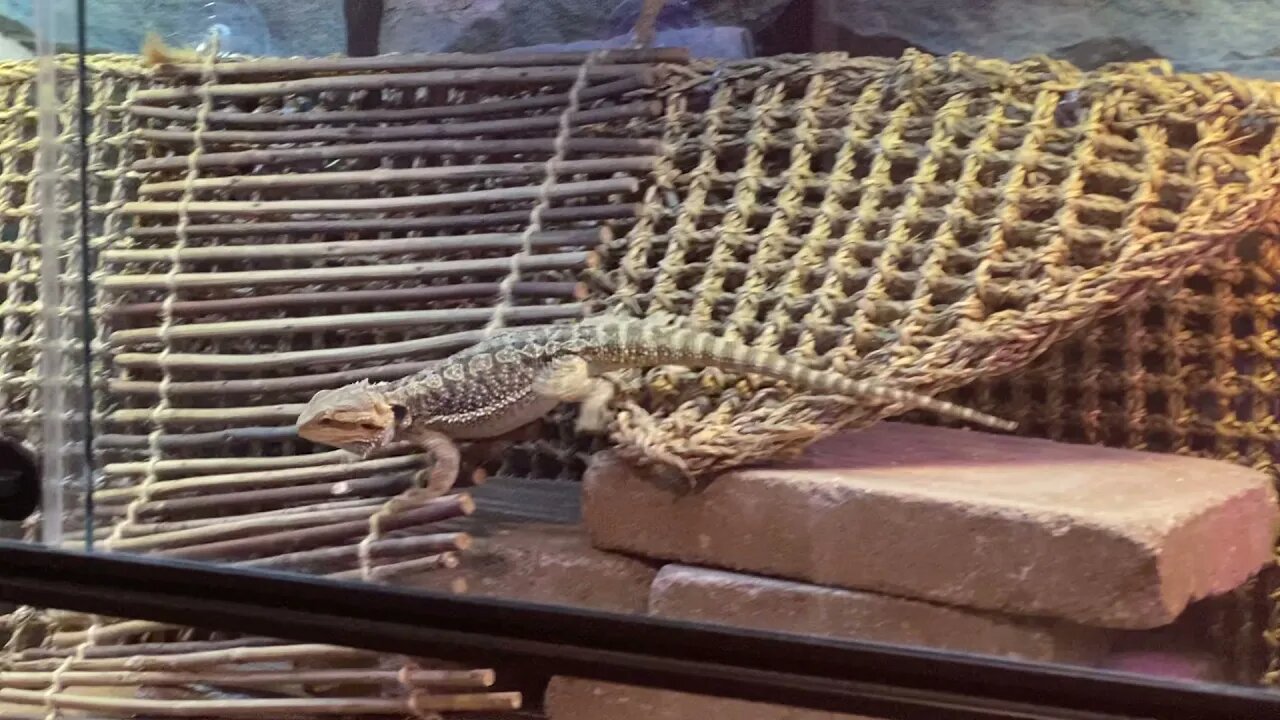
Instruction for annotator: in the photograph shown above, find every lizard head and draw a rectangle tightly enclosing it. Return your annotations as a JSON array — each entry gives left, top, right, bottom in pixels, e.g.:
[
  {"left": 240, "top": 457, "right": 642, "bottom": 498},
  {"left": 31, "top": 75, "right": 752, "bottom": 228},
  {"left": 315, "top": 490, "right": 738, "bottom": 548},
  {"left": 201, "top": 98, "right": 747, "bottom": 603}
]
[{"left": 296, "top": 381, "right": 404, "bottom": 454}]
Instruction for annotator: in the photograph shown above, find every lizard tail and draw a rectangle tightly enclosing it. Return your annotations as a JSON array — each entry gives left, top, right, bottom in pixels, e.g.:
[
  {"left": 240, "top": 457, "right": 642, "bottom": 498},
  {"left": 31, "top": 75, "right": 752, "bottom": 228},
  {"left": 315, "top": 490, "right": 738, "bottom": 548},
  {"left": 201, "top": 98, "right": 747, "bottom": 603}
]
[{"left": 628, "top": 323, "right": 1017, "bottom": 433}]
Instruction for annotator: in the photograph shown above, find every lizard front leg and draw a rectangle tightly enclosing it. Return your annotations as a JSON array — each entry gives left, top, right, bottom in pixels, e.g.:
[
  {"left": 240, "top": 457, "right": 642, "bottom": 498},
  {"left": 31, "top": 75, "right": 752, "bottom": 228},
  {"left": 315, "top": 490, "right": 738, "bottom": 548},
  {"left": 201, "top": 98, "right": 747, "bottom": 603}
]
[
  {"left": 533, "top": 355, "right": 616, "bottom": 434},
  {"left": 538, "top": 357, "right": 700, "bottom": 494},
  {"left": 335, "top": 435, "right": 460, "bottom": 502},
  {"left": 349, "top": 429, "right": 461, "bottom": 500},
  {"left": 398, "top": 426, "right": 461, "bottom": 499}
]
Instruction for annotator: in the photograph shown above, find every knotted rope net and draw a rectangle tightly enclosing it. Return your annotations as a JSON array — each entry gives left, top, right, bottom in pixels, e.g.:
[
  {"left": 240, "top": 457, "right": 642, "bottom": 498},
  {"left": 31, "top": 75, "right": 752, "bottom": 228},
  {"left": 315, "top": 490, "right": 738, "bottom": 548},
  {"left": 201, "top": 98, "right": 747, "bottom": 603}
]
[{"left": 586, "top": 51, "right": 1280, "bottom": 479}]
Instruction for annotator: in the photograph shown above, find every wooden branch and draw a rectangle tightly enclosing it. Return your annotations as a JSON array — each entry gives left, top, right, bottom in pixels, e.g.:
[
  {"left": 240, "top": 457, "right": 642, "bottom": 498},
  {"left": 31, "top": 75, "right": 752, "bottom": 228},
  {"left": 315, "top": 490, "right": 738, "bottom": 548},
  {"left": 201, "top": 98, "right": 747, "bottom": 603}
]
[
  {"left": 124, "top": 203, "right": 638, "bottom": 237},
  {"left": 131, "top": 64, "right": 650, "bottom": 103},
  {"left": 108, "top": 303, "right": 586, "bottom": 346},
  {"left": 154, "top": 47, "right": 688, "bottom": 76},
  {"left": 328, "top": 552, "right": 460, "bottom": 581},
  {"left": 109, "top": 360, "right": 435, "bottom": 397},
  {"left": 101, "top": 251, "right": 594, "bottom": 290},
  {"left": 13, "top": 637, "right": 281, "bottom": 661},
  {"left": 129, "top": 137, "right": 659, "bottom": 173},
  {"left": 79, "top": 499, "right": 385, "bottom": 543},
  {"left": 242, "top": 533, "right": 469, "bottom": 572},
  {"left": 137, "top": 158, "right": 654, "bottom": 196},
  {"left": 95, "top": 455, "right": 423, "bottom": 503},
  {"left": 73, "top": 507, "right": 340, "bottom": 545},
  {"left": 97, "top": 505, "right": 407, "bottom": 553},
  {"left": 111, "top": 328, "right": 490, "bottom": 371},
  {"left": 104, "top": 229, "right": 604, "bottom": 262},
  {"left": 14, "top": 643, "right": 371, "bottom": 670},
  {"left": 104, "top": 281, "right": 583, "bottom": 319},
  {"left": 0, "top": 666, "right": 494, "bottom": 689},
  {"left": 128, "top": 74, "right": 649, "bottom": 125},
  {"left": 107, "top": 318, "right": 581, "bottom": 373},
  {"left": 68, "top": 499, "right": 391, "bottom": 548},
  {"left": 102, "top": 450, "right": 348, "bottom": 477},
  {"left": 120, "top": 178, "right": 637, "bottom": 216},
  {"left": 634, "top": 0, "right": 667, "bottom": 46},
  {"left": 134, "top": 101, "right": 659, "bottom": 144},
  {"left": 35, "top": 609, "right": 127, "bottom": 629},
  {"left": 162, "top": 493, "right": 475, "bottom": 561},
  {"left": 108, "top": 472, "right": 417, "bottom": 522},
  {"left": 0, "top": 687, "right": 522, "bottom": 714},
  {"left": 105, "top": 404, "right": 304, "bottom": 425},
  {"left": 50, "top": 620, "right": 177, "bottom": 648},
  {"left": 94, "top": 426, "right": 298, "bottom": 449}
]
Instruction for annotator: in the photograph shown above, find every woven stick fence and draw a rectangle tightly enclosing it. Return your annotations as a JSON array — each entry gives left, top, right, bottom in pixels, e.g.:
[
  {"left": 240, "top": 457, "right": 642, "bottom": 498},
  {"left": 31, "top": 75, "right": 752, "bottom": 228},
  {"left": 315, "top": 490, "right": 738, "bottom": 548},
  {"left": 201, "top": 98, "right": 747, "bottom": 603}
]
[
  {"left": 0, "top": 609, "right": 518, "bottom": 719},
  {"left": 1, "top": 43, "right": 688, "bottom": 719},
  {"left": 78, "top": 41, "right": 680, "bottom": 563}
]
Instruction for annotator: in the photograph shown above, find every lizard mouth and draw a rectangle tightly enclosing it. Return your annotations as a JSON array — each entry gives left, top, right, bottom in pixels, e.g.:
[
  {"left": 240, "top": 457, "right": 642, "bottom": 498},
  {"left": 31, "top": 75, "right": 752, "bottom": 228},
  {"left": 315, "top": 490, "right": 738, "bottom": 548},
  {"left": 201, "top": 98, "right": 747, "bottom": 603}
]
[{"left": 333, "top": 425, "right": 396, "bottom": 457}]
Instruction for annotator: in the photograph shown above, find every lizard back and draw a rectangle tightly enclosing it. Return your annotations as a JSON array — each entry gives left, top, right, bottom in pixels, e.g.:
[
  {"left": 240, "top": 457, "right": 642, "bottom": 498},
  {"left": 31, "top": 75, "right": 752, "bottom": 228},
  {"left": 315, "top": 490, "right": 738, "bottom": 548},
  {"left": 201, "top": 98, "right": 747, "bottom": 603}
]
[{"left": 379, "top": 320, "right": 1014, "bottom": 434}]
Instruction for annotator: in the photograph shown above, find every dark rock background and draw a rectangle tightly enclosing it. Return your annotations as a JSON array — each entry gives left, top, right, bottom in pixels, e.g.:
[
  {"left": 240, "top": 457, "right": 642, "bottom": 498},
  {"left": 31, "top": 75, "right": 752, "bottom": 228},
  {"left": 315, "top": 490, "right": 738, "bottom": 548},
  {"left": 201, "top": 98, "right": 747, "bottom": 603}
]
[
  {"left": 813, "top": 0, "right": 1280, "bottom": 79},
  {"left": 2, "top": 0, "right": 1276, "bottom": 80}
]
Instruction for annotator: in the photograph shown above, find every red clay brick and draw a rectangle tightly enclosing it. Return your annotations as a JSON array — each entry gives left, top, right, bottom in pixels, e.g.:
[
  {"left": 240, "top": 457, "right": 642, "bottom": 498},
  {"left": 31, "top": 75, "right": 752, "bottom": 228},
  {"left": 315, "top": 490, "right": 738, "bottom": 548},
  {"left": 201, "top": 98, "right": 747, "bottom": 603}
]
[
  {"left": 648, "top": 565, "right": 1108, "bottom": 663},
  {"left": 584, "top": 423, "right": 1279, "bottom": 628},
  {"left": 545, "top": 676, "right": 879, "bottom": 720}
]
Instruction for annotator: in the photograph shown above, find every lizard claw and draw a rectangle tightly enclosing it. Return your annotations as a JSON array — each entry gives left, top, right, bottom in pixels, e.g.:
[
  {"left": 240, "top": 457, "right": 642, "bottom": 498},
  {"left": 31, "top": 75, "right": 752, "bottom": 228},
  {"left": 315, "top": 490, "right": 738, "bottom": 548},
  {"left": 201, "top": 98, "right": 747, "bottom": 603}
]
[
  {"left": 644, "top": 461, "right": 703, "bottom": 496},
  {"left": 574, "top": 402, "right": 614, "bottom": 434},
  {"left": 411, "top": 469, "right": 454, "bottom": 500}
]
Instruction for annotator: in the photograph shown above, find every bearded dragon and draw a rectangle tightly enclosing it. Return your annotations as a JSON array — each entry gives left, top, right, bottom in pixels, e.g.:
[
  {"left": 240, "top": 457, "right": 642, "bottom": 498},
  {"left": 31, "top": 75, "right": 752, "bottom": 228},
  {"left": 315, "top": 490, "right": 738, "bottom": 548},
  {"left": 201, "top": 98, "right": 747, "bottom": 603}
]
[{"left": 295, "top": 319, "right": 1016, "bottom": 496}]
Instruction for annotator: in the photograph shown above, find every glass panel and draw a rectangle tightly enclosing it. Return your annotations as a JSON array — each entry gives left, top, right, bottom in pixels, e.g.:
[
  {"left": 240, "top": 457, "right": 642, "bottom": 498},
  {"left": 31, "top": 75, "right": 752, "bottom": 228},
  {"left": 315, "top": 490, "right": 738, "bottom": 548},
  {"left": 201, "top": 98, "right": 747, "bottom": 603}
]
[
  {"left": 0, "top": 0, "right": 91, "bottom": 549},
  {"left": 2, "top": 1, "right": 1278, "bottom": 718}
]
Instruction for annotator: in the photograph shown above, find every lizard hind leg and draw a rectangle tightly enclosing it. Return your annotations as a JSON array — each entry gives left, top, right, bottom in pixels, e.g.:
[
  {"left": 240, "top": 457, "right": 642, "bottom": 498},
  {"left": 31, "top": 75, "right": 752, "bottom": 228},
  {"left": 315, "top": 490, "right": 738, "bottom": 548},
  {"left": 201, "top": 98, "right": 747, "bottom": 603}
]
[
  {"left": 533, "top": 355, "right": 594, "bottom": 400},
  {"left": 574, "top": 379, "right": 616, "bottom": 434},
  {"left": 533, "top": 355, "right": 616, "bottom": 434}
]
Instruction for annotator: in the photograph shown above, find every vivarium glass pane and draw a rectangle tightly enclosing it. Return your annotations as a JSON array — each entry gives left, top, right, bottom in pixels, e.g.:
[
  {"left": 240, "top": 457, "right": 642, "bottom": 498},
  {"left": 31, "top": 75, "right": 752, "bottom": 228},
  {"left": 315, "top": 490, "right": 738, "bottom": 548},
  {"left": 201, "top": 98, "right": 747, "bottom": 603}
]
[{"left": 2, "top": 1, "right": 1279, "bottom": 719}]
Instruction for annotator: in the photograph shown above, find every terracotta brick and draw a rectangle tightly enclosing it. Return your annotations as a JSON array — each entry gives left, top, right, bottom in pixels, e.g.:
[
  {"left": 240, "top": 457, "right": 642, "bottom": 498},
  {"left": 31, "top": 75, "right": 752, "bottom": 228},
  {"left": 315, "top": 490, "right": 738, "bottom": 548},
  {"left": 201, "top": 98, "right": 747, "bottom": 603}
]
[
  {"left": 584, "top": 423, "right": 1279, "bottom": 628},
  {"left": 648, "top": 565, "right": 1108, "bottom": 663},
  {"left": 412, "top": 521, "right": 656, "bottom": 613},
  {"left": 545, "top": 676, "right": 879, "bottom": 720}
]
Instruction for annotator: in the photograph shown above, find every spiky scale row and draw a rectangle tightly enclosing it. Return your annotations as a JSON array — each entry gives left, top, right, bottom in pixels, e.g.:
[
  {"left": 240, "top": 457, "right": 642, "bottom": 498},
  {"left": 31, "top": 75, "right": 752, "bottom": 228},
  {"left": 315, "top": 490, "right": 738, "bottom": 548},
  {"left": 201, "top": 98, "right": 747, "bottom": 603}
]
[
  {"left": 578, "top": 320, "right": 1015, "bottom": 432},
  {"left": 382, "top": 320, "right": 1016, "bottom": 434}
]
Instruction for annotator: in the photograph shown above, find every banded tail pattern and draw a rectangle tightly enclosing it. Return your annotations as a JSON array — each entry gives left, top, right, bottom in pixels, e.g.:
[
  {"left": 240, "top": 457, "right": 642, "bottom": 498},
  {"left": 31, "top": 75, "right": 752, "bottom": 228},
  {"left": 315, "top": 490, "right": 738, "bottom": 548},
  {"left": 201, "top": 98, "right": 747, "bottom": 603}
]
[{"left": 556, "top": 320, "right": 1017, "bottom": 432}]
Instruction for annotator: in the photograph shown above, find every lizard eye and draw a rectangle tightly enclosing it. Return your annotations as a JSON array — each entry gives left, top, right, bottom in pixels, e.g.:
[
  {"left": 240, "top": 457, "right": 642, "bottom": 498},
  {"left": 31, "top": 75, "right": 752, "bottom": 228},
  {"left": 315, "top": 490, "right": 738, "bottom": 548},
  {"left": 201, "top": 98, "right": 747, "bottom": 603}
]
[{"left": 390, "top": 403, "right": 409, "bottom": 426}]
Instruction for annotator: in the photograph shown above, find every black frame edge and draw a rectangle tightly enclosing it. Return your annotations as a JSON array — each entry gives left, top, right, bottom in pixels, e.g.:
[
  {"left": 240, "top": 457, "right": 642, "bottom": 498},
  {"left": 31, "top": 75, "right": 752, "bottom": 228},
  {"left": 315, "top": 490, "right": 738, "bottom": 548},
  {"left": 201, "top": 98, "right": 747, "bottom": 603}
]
[{"left": 0, "top": 541, "right": 1277, "bottom": 720}]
